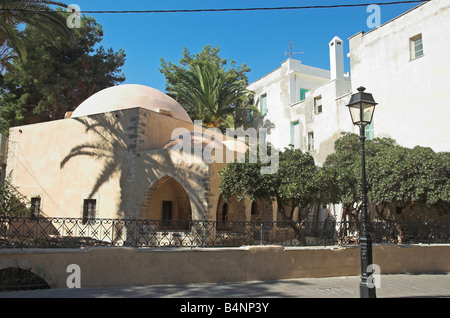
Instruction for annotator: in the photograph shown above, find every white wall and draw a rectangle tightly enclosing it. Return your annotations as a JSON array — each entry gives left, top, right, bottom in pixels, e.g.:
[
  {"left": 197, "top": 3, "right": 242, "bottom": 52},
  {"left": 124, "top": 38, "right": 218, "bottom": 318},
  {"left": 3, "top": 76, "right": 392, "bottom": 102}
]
[
  {"left": 289, "top": 79, "right": 352, "bottom": 165},
  {"left": 349, "top": 0, "right": 450, "bottom": 152},
  {"left": 247, "top": 37, "right": 353, "bottom": 165},
  {"left": 247, "top": 59, "right": 330, "bottom": 151}
]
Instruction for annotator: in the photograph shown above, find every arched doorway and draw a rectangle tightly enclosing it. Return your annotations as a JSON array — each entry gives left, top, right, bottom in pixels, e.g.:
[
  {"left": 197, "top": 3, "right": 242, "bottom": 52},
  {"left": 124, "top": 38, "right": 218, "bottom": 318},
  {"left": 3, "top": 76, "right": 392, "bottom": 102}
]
[
  {"left": 141, "top": 176, "right": 192, "bottom": 229},
  {"left": 0, "top": 267, "right": 50, "bottom": 291},
  {"left": 216, "top": 195, "right": 230, "bottom": 230},
  {"left": 250, "top": 199, "right": 273, "bottom": 221}
]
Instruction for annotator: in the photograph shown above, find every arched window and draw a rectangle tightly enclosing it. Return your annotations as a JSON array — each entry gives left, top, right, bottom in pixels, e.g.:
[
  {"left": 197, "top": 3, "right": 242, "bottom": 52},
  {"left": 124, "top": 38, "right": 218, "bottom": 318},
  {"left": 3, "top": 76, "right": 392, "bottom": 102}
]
[
  {"left": 222, "top": 203, "right": 228, "bottom": 221},
  {"left": 251, "top": 202, "right": 258, "bottom": 215}
]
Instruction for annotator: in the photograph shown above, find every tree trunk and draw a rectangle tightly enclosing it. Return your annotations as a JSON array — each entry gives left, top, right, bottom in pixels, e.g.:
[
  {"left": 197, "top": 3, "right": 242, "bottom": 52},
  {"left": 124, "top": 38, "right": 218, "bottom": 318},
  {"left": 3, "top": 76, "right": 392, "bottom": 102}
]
[
  {"left": 338, "top": 203, "right": 360, "bottom": 245},
  {"left": 275, "top": 196, "right": 306, "bottom": 244},
  {"left": 374, "top": 202, "right": 415, "bottom": 244},
  {"left": 398, "top": 201, "right": 415, "bottom": 244}
]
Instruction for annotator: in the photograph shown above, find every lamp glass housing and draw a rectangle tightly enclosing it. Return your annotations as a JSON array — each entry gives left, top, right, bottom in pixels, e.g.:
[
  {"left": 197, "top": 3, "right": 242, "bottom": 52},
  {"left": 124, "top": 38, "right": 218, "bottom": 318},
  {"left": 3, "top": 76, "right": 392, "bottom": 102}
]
[
  {"left": 347, "top": 87, "right": 377, "bottom": 127},
  {"left": 349, "top": 103, "right": 375, "bottom": 126}
]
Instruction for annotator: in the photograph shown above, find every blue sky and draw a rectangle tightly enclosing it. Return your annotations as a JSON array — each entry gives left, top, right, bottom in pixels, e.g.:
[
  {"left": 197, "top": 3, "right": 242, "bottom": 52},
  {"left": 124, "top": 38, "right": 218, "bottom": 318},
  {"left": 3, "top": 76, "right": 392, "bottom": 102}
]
[{"left": 59, "top": 0, "right": 421, "bottom": 93}]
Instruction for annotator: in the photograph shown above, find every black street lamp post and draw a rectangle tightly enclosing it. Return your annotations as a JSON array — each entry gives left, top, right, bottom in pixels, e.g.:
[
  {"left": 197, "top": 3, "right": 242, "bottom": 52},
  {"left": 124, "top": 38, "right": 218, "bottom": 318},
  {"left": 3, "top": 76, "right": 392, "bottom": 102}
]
[{"left": 346, "top": 86, "right": 377, "bottom": 298}]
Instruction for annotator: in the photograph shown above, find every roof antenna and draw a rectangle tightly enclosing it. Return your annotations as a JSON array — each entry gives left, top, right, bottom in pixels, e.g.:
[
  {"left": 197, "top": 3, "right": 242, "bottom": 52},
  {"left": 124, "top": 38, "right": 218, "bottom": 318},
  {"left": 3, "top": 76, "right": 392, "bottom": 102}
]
[{"left": 285, "top": 41, "right": 304, "bottom": 59}]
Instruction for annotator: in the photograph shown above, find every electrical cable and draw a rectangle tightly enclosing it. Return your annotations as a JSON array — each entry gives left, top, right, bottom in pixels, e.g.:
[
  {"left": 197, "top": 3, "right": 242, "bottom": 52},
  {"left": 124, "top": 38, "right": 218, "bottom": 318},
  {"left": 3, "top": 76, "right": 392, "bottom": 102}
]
[{"left": 0, "top": 1, "right": 432, "bottom": 14}]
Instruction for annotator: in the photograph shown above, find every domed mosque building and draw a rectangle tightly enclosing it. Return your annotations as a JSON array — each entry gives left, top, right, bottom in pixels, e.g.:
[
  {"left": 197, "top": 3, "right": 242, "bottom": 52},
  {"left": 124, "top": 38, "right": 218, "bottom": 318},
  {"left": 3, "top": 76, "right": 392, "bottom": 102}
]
[{"left": 5, "top": 84, "right": 275, "bottom": 241}]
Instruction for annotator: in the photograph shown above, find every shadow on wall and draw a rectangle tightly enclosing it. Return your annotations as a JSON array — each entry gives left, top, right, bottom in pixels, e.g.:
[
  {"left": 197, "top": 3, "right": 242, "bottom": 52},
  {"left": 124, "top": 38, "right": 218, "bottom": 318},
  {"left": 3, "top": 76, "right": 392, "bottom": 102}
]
[
  {"left": 59, "top": 112, "right": 208, "bottom": 221},
  {"left": 59, "top": 114, "right": 129, "bottom": 218},
  {"left": 139, "top": 147, "right": 209, "bottom": 221}
]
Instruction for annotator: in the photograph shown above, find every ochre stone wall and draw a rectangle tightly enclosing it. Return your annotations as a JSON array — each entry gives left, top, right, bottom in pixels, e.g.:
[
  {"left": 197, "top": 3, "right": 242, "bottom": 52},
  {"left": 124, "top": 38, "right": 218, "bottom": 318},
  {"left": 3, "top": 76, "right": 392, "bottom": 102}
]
[{"left": 1, "top": 244, "right": 448, "bottom": 289}]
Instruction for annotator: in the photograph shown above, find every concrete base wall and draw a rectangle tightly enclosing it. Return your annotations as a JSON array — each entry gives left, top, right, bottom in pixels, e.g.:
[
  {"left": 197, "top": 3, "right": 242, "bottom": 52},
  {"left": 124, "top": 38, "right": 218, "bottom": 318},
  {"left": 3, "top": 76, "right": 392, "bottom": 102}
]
[{"left": 1, "top": 244, "right": 449, "bottom": 289}]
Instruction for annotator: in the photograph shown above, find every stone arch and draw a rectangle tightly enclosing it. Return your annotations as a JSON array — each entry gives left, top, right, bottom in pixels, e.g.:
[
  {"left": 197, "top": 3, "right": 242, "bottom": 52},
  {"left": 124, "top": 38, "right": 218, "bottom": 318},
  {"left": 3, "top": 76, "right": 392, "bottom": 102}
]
[
  {"left": 140, "top": 175, "right": 193, "bottom": 227},
  {"left": 0, "top": 267, "right": 51, "bottom": 291},
  {"left": 216, "top": 195, "right": 227, "bottom": 223},
  {"left": 250, "top": 199, "right": 274, "bottom": 222},
  {"left": 215, "top": 195, "right": 229, "bottom": 230},
  {"left": 215, "top": 195, "right": 247, "bottom": 225},
  {"left": 0, "top": 260, "right": 56, "bottom": 290}
]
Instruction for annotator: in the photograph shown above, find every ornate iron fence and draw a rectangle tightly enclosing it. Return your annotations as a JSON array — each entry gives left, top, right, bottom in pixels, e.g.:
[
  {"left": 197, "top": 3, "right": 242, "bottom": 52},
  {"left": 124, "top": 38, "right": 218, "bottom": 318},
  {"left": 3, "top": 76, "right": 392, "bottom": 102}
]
[{"left": 0, "top": 217, "right": 449, "bottom": 249}]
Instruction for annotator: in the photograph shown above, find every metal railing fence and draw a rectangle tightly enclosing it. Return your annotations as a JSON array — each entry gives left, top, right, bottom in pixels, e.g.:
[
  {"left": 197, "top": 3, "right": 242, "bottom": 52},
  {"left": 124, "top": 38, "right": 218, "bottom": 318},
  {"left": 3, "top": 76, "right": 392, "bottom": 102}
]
[{"left": 1, "top": 217, "right": 449, "bottom": 249}]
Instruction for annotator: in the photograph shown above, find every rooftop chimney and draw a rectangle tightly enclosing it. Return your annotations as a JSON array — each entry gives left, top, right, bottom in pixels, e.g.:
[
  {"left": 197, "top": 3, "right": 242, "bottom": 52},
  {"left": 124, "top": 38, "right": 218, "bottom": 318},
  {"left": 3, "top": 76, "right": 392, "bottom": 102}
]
[{"left": 329, "top": 36, "right": 345, "bottom": 80}]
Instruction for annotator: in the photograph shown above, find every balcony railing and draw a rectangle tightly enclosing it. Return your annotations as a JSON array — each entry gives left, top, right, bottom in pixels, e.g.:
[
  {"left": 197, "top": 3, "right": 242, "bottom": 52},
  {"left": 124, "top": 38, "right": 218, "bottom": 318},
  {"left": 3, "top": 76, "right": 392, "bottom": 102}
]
[{"left": 0, "top": 217, "right": 449, "bottom": 249}]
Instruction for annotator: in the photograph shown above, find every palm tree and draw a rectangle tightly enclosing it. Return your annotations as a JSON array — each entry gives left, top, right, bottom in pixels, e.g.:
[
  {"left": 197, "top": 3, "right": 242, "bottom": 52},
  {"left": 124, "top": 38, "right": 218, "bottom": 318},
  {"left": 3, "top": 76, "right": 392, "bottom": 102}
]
[
  {"left": 0, "top": 0, "right": 71, "bottom": 70},
  {"left": 166, "top": 63, "right": 258, "bottom": 131}
]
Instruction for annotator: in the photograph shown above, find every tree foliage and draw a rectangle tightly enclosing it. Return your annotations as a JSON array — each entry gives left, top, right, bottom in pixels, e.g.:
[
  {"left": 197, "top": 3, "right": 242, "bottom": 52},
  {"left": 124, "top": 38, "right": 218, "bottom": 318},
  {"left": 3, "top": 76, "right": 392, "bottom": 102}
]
[
  {"left": 321, "top": 133, "right": 450, "bottom": 242},
  {"left": 221, "top": 133, "right": 450, "bottom": 243},
  {"left": 160, "top": 45, "right": 257, "bottom": 131},
  {"left": 0, "top": 0, "right": 72, "bottom": 70},
  {"left": 321, "top": 133, "right": 397, "bottom": 222},
  {"left": 368, "top": 144, "right": 450, "bottom": 221},
  {"left": 0, "top": 15, "right": 126, "bottom": 134},
  {"left": 219, "top": 146, "right": 320, "bottom": 241},
  {"left": 0, "top": 177, "right": 29, "bottom": 218}
]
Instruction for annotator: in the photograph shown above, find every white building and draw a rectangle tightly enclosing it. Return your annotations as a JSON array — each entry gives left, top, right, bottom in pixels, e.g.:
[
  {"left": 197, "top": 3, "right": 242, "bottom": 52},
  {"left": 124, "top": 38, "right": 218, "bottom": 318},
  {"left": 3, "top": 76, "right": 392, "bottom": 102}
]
[
  {"left": 246, "top": 0, "right": 450, "bottom": 223},
  {"left": 247, "top": 36, "right": 353, "bottom": 165},
  {"left": 348, "top": 0, "right": 450, "bottom": 153},
  {"left": 248, "top": 0, "right": 450, "bottom": 166}
]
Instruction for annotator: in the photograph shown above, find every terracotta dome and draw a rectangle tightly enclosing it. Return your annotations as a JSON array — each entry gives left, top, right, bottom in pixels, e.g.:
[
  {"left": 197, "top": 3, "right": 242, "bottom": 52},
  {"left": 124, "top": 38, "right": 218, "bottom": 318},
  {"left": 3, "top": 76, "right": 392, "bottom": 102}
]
[{"left": 71, "top": 84, "right": 192, "bottom": 123}]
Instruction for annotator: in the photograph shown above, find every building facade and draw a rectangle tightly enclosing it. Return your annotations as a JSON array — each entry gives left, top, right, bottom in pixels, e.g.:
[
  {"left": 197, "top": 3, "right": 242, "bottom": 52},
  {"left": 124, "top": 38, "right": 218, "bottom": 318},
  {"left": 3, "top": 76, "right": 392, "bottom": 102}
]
[
  {"left": 4, "top": 84, "right": 264, "bottom": 226},
  {"left": 348, "top": 0, "right": 450, "bottom": 153},
  {"left": 245, "top": 0, "right": 450, "bottom": 223},
  {"left": 2, "top": 0, "right": 448, "bottom": 231},
  {"left": 247, "top": 36, "right": 353, "bottom": 166},
  {"left": 248, "top": 0, "right": 450, "bottom": 164}
]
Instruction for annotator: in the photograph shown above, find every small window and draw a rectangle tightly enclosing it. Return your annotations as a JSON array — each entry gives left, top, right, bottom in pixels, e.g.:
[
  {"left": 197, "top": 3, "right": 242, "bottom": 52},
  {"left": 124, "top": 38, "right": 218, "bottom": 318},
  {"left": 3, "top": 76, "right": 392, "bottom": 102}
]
[
  {"left": 308, "top": 132, "right": 314, "bottom": 151},
  {"left": 365, "top": 122, "right": 374, "bottom": 140},
  {"left": 30, "top": 197, "right": 41, "bottom": 219},
  {"left": 260, "top": 93, "right": 267, "bottom": 115},
  {"left": 82, "top": 199, "right": 96, "bottom": 224},
  {"left": 410, "top": 34, "right": 423, "bottom": 60},
  {"left": 300, "top": 88, "right": 308, "bottom": 101},
  {"left": 247, "top": 109, "right": 254, "bottom": 122},
  {"left": 314, "top": 96, "right": 322, "bottom": 115},
  {"left": 290, "top": 121, "right": 300, "bottom": 149}
]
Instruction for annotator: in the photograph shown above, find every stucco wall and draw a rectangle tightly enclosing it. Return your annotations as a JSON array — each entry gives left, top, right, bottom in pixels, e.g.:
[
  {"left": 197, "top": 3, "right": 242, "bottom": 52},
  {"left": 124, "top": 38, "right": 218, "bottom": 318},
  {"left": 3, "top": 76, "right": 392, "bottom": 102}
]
[
  {"left": 1, "top": 244, "right": 448, "bottom": 289},
  {"left": 348, "top": 0, "right": 450, "bottom": 152},
  {"left": 5, "top": 107, "right": 242, "bottom": 222},
  {"left": 5, "top": 111, "right": 130, "bottom": 218},
  {"left": 247, "top": 59, "right": 330, "bottom": 151}
]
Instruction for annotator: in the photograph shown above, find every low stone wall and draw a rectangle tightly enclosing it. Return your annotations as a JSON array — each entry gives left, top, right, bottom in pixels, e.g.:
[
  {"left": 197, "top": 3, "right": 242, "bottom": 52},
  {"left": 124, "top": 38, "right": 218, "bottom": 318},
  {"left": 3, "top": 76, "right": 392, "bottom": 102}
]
[{"left": 0, "top": 244, "right": 449, "bottom": 289}]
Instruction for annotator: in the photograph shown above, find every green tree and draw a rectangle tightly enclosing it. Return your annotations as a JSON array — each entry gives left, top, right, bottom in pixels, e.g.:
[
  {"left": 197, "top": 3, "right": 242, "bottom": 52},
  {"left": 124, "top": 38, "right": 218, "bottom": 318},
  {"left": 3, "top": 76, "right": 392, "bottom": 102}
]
[
  {"left": 368, "top": 145, "right": 450, "bottom": 237},
  {"left": 219, "top": 146, "right": 320, "bottom": 242},
  {"left": 0, "top": 177, "right": 29, "bottom": 218},
  {"left": 321, "top": 133, "right": 396, "bottom": 219},
  {"left": 321, "top": 133, "right": 450, "bottom": 243},
  {"left": 320, "top": 133, "right": 396, "bottom": 242},
  {"left": 0, "top": 0, "right": 72, "bottom": 70},
  {"left": 160, "top": 45, "right": 257, "bottom": 131},
  {"left": 0, "top": 15, "right": 126, "bottom": 134}
]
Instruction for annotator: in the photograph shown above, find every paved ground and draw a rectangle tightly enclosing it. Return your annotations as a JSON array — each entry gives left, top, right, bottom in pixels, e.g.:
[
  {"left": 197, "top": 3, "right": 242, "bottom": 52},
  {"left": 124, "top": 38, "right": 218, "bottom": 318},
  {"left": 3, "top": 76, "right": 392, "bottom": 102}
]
[{"left": 0, "top": 273, "right": 449, "bottom": 299}]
